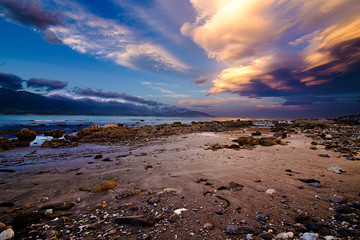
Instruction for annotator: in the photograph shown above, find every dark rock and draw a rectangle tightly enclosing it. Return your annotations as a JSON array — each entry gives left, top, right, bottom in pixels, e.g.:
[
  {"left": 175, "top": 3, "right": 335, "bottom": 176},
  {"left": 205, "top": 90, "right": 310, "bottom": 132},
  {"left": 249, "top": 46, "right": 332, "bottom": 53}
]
[
  {"left": 305, "top": 222, "right": 330, "bottom": 234},
  {"left": 334, "top": 214, "right": 351, "bottom": 222},
  {"left": 318, "top": 154, "right": 330, "bottom": 158},
  {"left": 226, "top": 144, "right": 240, "bottom": 149},
  {"left": 0, "top": 169, "right": 16, "bottom": 173},
  {"left": 295, "top": 224, "right": 307, "bottom": 233},
  {"left": 94, "top": 154, "right": 103, "bottom": 159},
  {"left": 196, "top": 178, "right": 208, "bottom": 183},
  {"left": 295, "top": 212, "right": 310, "bottom": 223},
  {"left": 41, "top": 202, "right": 74, "bottom": 211},
  {"left": 44, "top": 129, "right": 65, "bottom": 138},
  {"left": 232, "top": 137, "right": 259, "bottom": 146},
  {"left": 0, "top": 202, "right": 14, "bottom": 207},
  {"left": 146, "top": 195, "right": 160, "bottom": 205},
  {"left": 217, "top": 186, "right": 228, "bottom": 191},
  {"left": 255, "top": 215, "right": 266, "bottom": 222},
  {"left": 311, "top": 141, "right": 318, "bottom": 145},
  {"left": 308, "top": 182, "right": 322, "bottom": 188},
  {"left": 102, "top": 158, "right": 112, "bottom": 162},
  {"left": 115, "top": 216, "right": 155, "bottom": 227},
  {"left": 11, "top": 139, "right": 31, "bottom": 147},
  {"left": 15, "top": 128, "right": 36, "bottom": 141},
  {"left": 337, "top": 204, "right": 353, "bottom": 214},
  {"left": 224, "top": 225, "right": 256, "bottom": 235},
  {"left": 298, "top": 185, "right": 304, "bottom": 189},
  {"left": 298, "top": 179, "right": 320, "bottom": 184},
  {"left": 259, "top": 137, "right": 281, "bottom": 146},
  {"left": 11, "top": 212, "right": 45, "bottom": 229},
  {"left": 251, "top": 131, "right": 261, "bottom": 136},
  {"left": 0, "top": 137, "right": 14, "bottom": 151},
  {"left": 259, "top": 231, "right": 273, "bottom": 239},
  {"left": 145, "top": 165, "right": 153, "bottom": 170}
]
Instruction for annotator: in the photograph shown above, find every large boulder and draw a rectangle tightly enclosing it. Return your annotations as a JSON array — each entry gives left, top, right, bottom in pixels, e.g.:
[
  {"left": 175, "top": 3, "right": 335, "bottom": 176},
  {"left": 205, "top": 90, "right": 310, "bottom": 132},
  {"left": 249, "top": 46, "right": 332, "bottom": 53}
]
[
  {"left": 44, "top": 129, "right": 65, "bottom": 138},
  {"left": 0, "top": 137, "right": 14, "bottom": 151},
  {"left": 15, "top": 128, "right": 36, "bottom": 142}
]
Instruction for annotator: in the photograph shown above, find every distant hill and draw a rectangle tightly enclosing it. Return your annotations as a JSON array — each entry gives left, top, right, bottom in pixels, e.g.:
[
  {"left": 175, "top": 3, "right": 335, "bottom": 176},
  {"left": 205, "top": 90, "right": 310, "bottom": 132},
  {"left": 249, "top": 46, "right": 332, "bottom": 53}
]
[{"left": 0, "top": 88, "right": 211, "bottom": 117}]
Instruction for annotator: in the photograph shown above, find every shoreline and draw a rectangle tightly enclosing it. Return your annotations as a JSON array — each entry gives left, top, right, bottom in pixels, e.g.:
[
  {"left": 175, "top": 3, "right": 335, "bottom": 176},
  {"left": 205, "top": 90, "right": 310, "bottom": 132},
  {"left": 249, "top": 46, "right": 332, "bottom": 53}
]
[{"left": 0, "top": 123, "right": 359, "bottom": 239}]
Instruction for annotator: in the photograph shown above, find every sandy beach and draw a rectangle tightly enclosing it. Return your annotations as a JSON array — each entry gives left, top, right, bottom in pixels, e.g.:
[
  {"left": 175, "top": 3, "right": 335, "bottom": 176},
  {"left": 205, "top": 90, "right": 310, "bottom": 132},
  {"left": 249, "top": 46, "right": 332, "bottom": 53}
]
[{"left": 0, "top": 125, "right": 359, "bottom": 239}]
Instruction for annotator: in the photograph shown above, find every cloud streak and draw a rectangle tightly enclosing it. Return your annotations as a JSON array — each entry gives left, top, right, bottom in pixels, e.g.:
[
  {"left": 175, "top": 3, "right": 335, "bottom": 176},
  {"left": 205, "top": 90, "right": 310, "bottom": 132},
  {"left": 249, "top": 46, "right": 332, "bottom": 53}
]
[{"left": 0, "top": 72, "right": 24, "bottom": 90}]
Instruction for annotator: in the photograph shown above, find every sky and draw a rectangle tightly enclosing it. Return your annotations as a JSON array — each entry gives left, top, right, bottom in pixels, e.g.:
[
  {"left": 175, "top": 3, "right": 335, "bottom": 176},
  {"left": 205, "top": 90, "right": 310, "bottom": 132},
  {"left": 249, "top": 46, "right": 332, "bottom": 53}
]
[{"left": 0, "top": 0, "right": 359, "bottom": 118}]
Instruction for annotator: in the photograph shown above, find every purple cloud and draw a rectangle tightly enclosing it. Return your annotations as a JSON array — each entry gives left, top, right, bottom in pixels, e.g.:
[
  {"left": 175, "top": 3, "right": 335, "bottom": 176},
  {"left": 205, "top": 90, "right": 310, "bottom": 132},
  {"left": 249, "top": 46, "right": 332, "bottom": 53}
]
[
  {"left": 75, "top": 87, "right": 163, "bottom": 106},
  {"left": 27, "top": 78, "right": 68, "bottom": 91},
  {"left": 0, "top": 72, "right": 24, "bottom": 90},
  {"left": 0, "top": 0, "right": 62, "bottom": 30}
]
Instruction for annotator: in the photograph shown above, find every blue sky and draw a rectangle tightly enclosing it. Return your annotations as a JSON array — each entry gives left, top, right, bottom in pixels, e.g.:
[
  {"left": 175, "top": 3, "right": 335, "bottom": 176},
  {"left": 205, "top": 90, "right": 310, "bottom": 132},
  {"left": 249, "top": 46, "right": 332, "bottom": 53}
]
[{"left": 0, "top": 0, "right": 359, "bottom": 117}]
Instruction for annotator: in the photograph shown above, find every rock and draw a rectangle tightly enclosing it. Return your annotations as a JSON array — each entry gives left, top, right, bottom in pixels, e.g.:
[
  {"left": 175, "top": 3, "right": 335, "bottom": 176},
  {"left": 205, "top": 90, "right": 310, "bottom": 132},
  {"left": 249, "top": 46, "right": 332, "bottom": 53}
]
[
  {"left": 145, "top": 165, "right": 153, "bottom": 170},
  {"left": 11, "top": 212, "right": 44, "bottom": 228},
  {"left": 337, "top": 204, "right": 353, "bottom": 214},
  {"left": 327, "top": 167, "right": 345, "bottom": 174},
  {"left": 91, "top": 181, "right": 117, "bottom": 192},
  {"left": 203, "top": 223, "right": 215, "bottom": 230},
  {"left": 157, "top": 188, "right": 176, "bottom": 194},
  {"left": 146, "top": 195, "right": 160, "bottom": 205},
  {"left": 323, "top": 236, "right": 339, "bottom": 240},
  {"left": 308, "top": 182, "right": 322, "bottom": 188},
  {"left": 259, "top": 231, "right": 273, "bottom": 239},
  {"left": 42, "top": 202, "right": 74, "bottom": 211},
  {"left": 174, "top": 208, "right": 188, "bottom": 215},
  {"left": 276, "top": 232, "right": 294, "bottom": 239},
  {"left": 266, "top": 189, "right": 276, "bottom": 195},
  {"left": 295, "top": 224, "right": 308, "bottom": 232},
  {"left": 41, "top": 139, "right": 78, "bottom": 148},
  {"left": 324, "top": 134, "right": 333, "bottom": 140},
  {"left": 89, "top": 201, "right": 107, "bottom": 211},
  {"left": 42, "top": 229, "right": 59, "bottom": 239},
  {"left": 259, "top": 137, "right": 281, "bottom": 146},
  {"left": 0, "top": 228, "right": 14, "bottom": 240},
  {"left": 115, "top": 216, "right": 155, "bottom": 227},
  {"left": 295, "top": 211, "right": 310, "bottom": 223},
  {"left": 300, "top": 232, "right": 319, "bottom": 240},
  {"left": 169, "top": 213, "right": 178, "bottom": 222},
  {"left": 15, "top": 128, "right": 36, "bottom": 141},
  {"left": 232, "top": 137, "right": 259, "bottom": 146},
  {"left": 318, "top": 154, "right": 330, "bottom": 158},
  {"left": 227, "top": 181, "right": 243, "bottom": 190},
  {"left": 0, "top": 223, "right": 5, "bottom": 232},
  {"left": 251, "top": 131, "right": 261, "bottom": 136},
  {"left": 305, "top": 222, "right": 327, "bottom": 233},
  {"left": 333, "top": 214, "right": 350, "bottom": 222},
  {"left": 94, "top": 154, "right": 103, "bottom": 159},
  {"left": 0, "top": 138, "right": 13, "bottom": 151},
  {"left": 224, "top": 225, "right": 256, "bottom": 235},
  {"left": 44, "top": 129, "right": 65, "bottom": 138},
  {"left": 330, "top": 195, "right": 344, "bottom": 203}
]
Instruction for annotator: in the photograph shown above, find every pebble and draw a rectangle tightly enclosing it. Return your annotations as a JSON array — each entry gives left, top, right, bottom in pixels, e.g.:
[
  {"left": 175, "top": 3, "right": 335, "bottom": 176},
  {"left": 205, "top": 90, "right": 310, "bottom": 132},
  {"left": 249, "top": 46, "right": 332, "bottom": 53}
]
[
  {"left": 259, "top": 231, "right": 273, "bottom": 239},
  {"left": 266, "top": 189, "right": 276, "bottom": 195},
  {"left": 276, "top": 232, "right": 294, "bottom": 239},
  {"left": 327, "top": 167, "right": 345, "bottom": 174},
  {"left": 203, "top": 223, "right": 215, "bottom": 230},
  {"left": 0, "top": 228, "right": 14, "bottom": 240},
  {"left": 300, "top": 232, "right": 319, "bottom": 240}
]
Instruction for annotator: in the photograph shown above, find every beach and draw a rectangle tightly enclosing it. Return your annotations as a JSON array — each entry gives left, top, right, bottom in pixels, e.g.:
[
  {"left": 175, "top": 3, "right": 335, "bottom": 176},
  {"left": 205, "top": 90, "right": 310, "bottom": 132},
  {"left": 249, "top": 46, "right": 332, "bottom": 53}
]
[{"left": 0, "top": 121, "right": 359, "bottom": 239}]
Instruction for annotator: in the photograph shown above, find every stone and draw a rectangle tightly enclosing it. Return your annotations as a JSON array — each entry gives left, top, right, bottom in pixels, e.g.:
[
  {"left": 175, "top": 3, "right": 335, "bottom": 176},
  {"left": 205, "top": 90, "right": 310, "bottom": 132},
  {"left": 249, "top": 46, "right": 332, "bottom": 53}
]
[
  {"left": 276, "top": 232, "right": 294, "bottom": 239},
  {"left": 11, "top": 212, "right": 44, "bottom": 228},
  {"left": 0, "top": 138, "right": 13, "bottom": 152},
  {"left": 146, "top": 195, "right": 160, "bottom": 205},
  {"left": 330, "top": 195, "right": 344, "bottom": 203},
  {"left": 157, "top": 188, "right": 176, "bottom": 194},
  {"left": 259, "top": 231, "right": 273, "bottom": 239},
  {"left": 44, "top": 129, "right": 65, "bottom": 138},
  {"left": 91, "top": 181, "right": 117, "bottom": 192},
  {"left": 94, "top": 154, "right": 103, "bottom": 159},
  {"left": 42, "top": 202, "right": 74, "bottom": 211},
  {"left": 0, "top": 223, "right": 5, "bottom": 232},
  {"left": 318, "top": 154, "right": 330, "bottom": 158},
  {"left": 295, "top": 211, "right": 310, "bottom": 223},
  {"left": 169, "top": 213, "right": 178, "bottom": 222},
  {"left": 266, "top": 189, "right": 276, "bottom": 195},
  {"left": 224, "top": 225, "right": 256, "bottom": 235},
  {"left": 203, "top": 223, "right": 215, "bottom": 230},
  {"left": 327, "top": 167, "right": 345, "bottom": 174},
  {"left": 0, "top": 228, "right": 14, "bottom": 240},
  {"left": 115, "top": 216, "right": 156, "bottom": 227},
  {"left": 337, "top": 204, "right": 353, "bottom": 214},
  {"left": 251, "top": 131, "right": 262, "bottom": 136},
  {"left": 300, "top": 232, "right": 319, "bottom": 240},
  {"left": 15, "top": 128, "right": 36, "bottom": 141},
  {"left": 227, "top": 181, "right": 243, "bottom": 190},
  {"left": 324, "top": 134, "right": 333, "bottom": 140}
]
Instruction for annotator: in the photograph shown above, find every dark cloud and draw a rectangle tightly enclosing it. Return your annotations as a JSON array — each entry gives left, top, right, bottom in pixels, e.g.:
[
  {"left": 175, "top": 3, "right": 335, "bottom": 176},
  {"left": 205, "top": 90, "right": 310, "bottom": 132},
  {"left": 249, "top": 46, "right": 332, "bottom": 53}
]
[
  {"left": 193, "top": 75, "right": 209, "bottom": 84},
  {"left": 0, "top": 72, "right": 24, "bottom": 90},
  {"left": 27, "top": 78, "right": 68, "bottom": 91},
  {"left": 0, "top": 0, "right": 62, "bottom": 30},
  {"left": 75, "top": 87, "right": 163, "bottom": 106}
]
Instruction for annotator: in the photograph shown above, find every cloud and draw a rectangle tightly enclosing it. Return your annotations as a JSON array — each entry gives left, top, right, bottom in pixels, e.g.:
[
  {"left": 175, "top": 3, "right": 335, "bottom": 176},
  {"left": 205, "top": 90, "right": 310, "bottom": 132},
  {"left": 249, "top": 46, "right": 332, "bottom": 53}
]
[
  {"left": 142, "top": 82, "right": 191, "bottom": 98},
  {"left": 179, "top": 96, "right": 258, "bottom": 109},
  {"left": 192, "top": 75, "right": 209, "bottom": 84},
  {"left": 0, "top": 0, "right": 62, "bottom": 30},
  {"left": 0, "top": 72, "right": 24, "bottom": 90},
  {"left": 74, "top": 87, "right": 163, "bottom": 106},
  {"left": 27, "top": 77, "right": 67, "bottom": 91},
  {"left": 44, "top": 1, "right": 189, "bottom": 73},
  {"left": 182, "top": 0, "right": 360, "bottom": 106}
]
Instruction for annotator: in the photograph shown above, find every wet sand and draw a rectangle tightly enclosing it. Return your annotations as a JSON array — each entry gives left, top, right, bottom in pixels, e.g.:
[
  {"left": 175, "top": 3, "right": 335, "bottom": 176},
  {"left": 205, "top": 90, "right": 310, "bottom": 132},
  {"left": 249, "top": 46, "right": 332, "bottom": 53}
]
[{"left": 0, "top": 128, "right": 359, "bottom": 239}]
